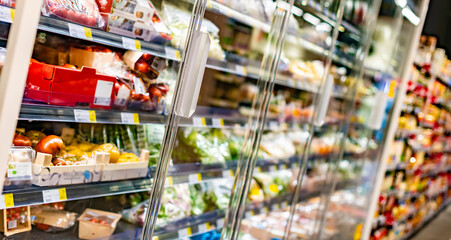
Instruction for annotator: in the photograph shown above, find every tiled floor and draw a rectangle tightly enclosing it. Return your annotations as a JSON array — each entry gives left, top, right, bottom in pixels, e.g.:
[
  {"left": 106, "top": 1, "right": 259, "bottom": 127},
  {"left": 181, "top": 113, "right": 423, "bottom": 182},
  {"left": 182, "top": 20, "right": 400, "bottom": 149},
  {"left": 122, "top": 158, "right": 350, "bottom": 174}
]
[{"left": 411, "top": 205, "right": 451, "bottom": 240}]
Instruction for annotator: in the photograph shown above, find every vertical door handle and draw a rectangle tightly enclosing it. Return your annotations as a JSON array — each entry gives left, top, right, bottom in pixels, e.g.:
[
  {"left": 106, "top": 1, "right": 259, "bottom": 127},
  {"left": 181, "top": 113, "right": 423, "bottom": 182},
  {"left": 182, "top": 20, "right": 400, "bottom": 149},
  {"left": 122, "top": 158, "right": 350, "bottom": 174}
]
[
  {"left": 314, "top": 75, "right": 334, "bottom": 127},
  {"left": 174, "top": 31, "right": 210, "bottom": 118}
]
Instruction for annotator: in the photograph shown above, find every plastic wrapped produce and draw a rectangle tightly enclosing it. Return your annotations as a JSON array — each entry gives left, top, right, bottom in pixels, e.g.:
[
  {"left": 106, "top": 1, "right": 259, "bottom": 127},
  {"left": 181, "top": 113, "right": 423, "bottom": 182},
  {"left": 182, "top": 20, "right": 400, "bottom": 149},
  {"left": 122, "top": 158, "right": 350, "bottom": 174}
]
[
  {"left": 161, "top": 3, "right": 225, "bottom": 60},
  {"left": 31, "top": 205, "right": 77, "bottom": 233},
  {"left": 42, "top": 0, "right": 105, "bottom": 28}
]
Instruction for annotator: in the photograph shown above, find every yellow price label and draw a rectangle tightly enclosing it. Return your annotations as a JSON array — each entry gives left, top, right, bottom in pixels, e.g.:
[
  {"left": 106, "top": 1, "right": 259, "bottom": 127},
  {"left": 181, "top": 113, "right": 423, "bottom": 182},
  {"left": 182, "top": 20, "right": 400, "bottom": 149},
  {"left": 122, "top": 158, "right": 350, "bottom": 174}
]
[
  {"left": 388, "top": 81, "right": 397, "bottom": 98},
  {"left": 88, "top": 110, "right": 96, "bottom": 122},
  {"left": 152, "top": 237, "right": 159, "bottom": 240},
  {"left": 10, "top": 9, "right": 14, "bottom": 21},
  {"left": 134, "top": 40, "right": 141, "bottom": 50},
  {"left": 3, "top": 194, "right": 14, "bottom": 208},
  {"left": 175, "top": 50, "right": 181, "bottom": 61},
  {"left": 257, "top": 167, "right": 262, "bottom": 173},
  {"left": 58, "top": 188, "right": 67, "bottom": 201},
  {"left": 166, "top": 176, "right": 173, "bottom": 186},
  {"left": 133, "top": 113, "right": 140, "bottom": 124},
  {"left": 84, "top": 27, "right": 93, "bottom": 39}
]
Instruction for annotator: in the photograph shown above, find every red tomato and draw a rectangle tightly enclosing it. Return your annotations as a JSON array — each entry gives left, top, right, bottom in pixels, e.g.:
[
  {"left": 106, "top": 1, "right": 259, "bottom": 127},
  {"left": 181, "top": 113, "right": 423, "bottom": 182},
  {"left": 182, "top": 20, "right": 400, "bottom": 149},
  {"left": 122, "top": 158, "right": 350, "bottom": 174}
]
[
  {"left": 79, "top": 14, "right": 89, "bottom": 26},
  {"left": 36, "top": 135, "right": 65, "bottom": 156},
  {"left": 90, "top": 218, "right": 97, "bottom": 223},
  {"left": 37, "top": 223, "right": 51, "bottom": 231},
  {"left": 62, "top": 64, "right": 77, "bottom": 69},
  {"left": 149, "top": 87, "right": 162, "bottom": 98},
  {"left": 130, "top": 90, "right": 140, "bottom": 101},
  {"left": 140, "top": 94, "right": 150, "bottom": 101},
  {"left": 13, "top": 135, "right": 32, "bottom": 147},
  {"left": 155, "top": 84, "right": 169, "bottom": 94},
  {"left": 141, "top": 53, "right": 151, "bottom": 61},
  {"left": 135, "top": 61, "right": 149, "bottom": 73}
]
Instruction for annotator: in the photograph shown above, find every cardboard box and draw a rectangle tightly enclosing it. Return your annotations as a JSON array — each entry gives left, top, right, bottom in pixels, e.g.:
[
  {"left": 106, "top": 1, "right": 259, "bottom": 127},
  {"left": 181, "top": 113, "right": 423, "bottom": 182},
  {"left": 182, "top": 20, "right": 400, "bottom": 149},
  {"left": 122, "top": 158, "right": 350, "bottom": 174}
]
[
  {"left": 32, "top": 153, "right": 103, "bottom": 187},
  {"left": 78, "top": 208, "right": 121, "bottom": 239},
  {"left": 25, "top": 61, "right": 116, "bottom": 109},
  {"left": 100, "top": 150, "right": 150, "bottom": 181},
  {"left": 31, "top": 207, "right": 77, "bottom": 230},
  {"left": 69, "top": 47, "right": 115, "bottom": 70}
]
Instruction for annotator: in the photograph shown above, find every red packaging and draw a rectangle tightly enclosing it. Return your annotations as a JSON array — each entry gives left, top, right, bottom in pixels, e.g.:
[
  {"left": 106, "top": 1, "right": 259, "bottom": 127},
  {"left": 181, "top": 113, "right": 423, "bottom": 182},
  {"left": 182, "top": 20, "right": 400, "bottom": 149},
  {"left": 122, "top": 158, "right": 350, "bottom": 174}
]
[{"left": 25, "top": 61, "right": 116, "bottom": 109}]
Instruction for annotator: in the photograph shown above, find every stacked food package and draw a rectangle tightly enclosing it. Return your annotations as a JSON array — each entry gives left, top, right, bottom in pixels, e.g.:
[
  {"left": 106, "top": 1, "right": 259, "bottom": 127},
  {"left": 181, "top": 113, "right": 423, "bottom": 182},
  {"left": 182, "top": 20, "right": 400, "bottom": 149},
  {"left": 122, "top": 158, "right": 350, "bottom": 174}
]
[{"left": 371, "top": 36, "right": 451, "bottom": 240}]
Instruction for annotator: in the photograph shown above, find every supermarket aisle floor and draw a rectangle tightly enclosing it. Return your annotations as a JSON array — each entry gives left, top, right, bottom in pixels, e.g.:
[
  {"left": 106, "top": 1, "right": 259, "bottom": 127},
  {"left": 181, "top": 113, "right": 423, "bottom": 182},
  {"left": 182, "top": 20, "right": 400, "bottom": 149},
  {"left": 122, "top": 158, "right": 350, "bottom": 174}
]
[{"left": 411, "top": 205, "right": 451, "bottom": 240}]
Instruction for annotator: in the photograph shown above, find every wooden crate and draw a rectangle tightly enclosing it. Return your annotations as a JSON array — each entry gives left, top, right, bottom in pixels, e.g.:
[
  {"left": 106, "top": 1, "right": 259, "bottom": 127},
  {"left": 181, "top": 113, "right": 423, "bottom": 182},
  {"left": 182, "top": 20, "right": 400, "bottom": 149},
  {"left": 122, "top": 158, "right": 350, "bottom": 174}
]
[{"left": 0, "top": 206, "right": 31, "bottom": 236}]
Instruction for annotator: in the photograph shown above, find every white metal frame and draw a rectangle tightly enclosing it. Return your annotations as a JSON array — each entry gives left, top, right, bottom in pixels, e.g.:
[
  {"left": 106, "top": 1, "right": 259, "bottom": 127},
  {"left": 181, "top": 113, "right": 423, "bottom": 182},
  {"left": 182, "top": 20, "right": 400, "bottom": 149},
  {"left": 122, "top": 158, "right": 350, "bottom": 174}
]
[
  {"left": 361, "top": 0, "right": 431, "bottom": 239},
  {"left": 0, "top": 0, "right": 44, "bottom": 193}
]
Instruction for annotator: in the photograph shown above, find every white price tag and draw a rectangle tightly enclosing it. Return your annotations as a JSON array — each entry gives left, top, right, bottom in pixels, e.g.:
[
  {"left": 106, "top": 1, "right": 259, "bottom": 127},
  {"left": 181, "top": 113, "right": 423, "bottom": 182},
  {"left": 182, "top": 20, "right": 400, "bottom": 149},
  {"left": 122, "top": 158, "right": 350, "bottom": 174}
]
[
  {"left": 212, "top": 118, "right": 224, "bottom": 128},
  {"left": 7, "top": 220, "right": 17, "bottom": 229},
  {"left": 262, "top": 207, "right": 269, "bottom": 214},
  {"left": 68, "top": 23, "right": 93, "bottom": 40},
  {"left": 279, "top": 164, "right": 287, "bottom": 170},
  {"left": 269, "top": 121, "right": 278, "bottom": 130},
  {"left": 178, "top": 228, "right": 192, "bottom": 238},
  {"left": 0, "top": 7, "right": 14, "bottom": 23},
  {"left": 216, "top": 218, "right": 225, "bottom": 228},
  {"left": 74, "top": 110, "right": 96, "bottom": 123},
  {"left": 121, "top": 113, "right": 140, "bottom": 124},
  {"left": 165, "top": 47, "right": 181, "bottom": 61},
  {"left": 198, "top": 222, "right": 210, "bottom": 233},
  {"left": 188, "top": 173, "right": 202, "bottom": 183},
  {"left": 235, "top": 65, "right": 247, "bottom": 76},
  {"left": 271, "top": 204, "right": 280, "bottom": 211},
  {"left": 222, "top": 170, "right": 234, "bottom": 178},
  {"left": 42, "top": 188, "right": 67, "bottom": 203},
  {"left": 7, "top": 162, "right": 31, "bottom": 178},
  {"left": 122, "top": 37, "right": 141, "bottom": 50},
  {"left": 193, "top": 117, "right": 206, "bottom": 127},
  {"left": 281, "top": 201, "right": 288, "bottom": 209},
  {"left": 269, "top": 165, "right": 278, "bottom": 172},
  {"left": 148, "top": 125, "right": 165, "bottom": 143}
]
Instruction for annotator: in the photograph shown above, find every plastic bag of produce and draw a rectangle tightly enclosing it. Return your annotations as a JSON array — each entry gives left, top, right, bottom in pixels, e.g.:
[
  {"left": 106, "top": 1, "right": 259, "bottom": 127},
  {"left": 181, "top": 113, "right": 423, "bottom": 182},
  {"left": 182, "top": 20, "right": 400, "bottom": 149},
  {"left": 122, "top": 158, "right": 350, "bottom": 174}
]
[
  {"left": 42, "top": 0, "right": 105, "bottom": 28},
  {"left": 161, "top": 3, "right": 225, "bottom": 60},
  {"left": 31, "top": 206, "right": 77, "bottom": 233}
]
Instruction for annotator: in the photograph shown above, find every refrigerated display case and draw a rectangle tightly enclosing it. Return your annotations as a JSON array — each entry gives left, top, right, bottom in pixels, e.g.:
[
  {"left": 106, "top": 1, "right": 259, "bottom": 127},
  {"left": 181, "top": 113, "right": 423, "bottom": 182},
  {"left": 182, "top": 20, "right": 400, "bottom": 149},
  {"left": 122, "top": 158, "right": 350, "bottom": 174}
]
[{"left": 0, "top": 0, "right": 431, "bottom": 240}]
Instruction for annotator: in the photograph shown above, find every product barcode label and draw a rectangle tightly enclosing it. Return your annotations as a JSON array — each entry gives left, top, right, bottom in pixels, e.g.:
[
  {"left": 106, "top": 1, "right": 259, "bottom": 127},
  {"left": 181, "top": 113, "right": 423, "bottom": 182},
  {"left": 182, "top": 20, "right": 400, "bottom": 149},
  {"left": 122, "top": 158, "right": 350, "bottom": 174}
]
[
  {"left": 193, "top": 117, "right": 206, "bottom": 127},
  {"left": 114, "top": 85, "right": 130, "bottom": 106},
  {"left": 188, "top": 173, "right": 202, "bottom": 183},
  {"left": 122, "top": 37, "right": 141, "bottom": 50},
  {"left": 68, "top": 23, "right": 92, "bottom": 40},
  {"left": 133, "top": 77, "right": 147, "bottom": 94},
  {"left": 7, "top": 220, "right": 17, "bottom": 229},
  {"left": 94, "top": 80, "right": 113, "bottom": 106},
  {"left": 42, "top": 188, "right": 67, "bottom": 203},
  {"left": 212, "top": 118, "right": 224, "bottom": 128},
  {"left": 121, "top": 113, "right": 140, "bottom": 124},
  {"left": 178, "top": 227, "right": 192, "bottom": 238},
  {"left": 7, "top": 162, "right": 31, "bottom": 178},
  {"left": 198, "top": 222, "right": 210, "bottom": 233},
  {"left": 0, "top": 7, "right": 14, "bottom": 23},
  {"left": 165, "top": 47, "right": 181, "bottom": 61},
  {"left": 74, "top": 110, "right": 96, "bottom": 123},
  {"left": 235, "top": 65, "right": 247, "bottom": 76}
]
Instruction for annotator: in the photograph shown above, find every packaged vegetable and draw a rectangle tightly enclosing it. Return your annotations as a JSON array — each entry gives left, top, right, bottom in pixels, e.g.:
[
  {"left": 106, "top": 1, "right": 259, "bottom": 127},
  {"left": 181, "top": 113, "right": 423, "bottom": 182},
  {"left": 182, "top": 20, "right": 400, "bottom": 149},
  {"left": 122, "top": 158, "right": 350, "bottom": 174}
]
[
  {"left": 78, "top": 208, "right": 121, "bottom": 239},
  {"left": 42, "top": 0, "right": 105, "bottom": 28},
  {"left": 31, "top": 205, "right": 77, "bottom": 233}
]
